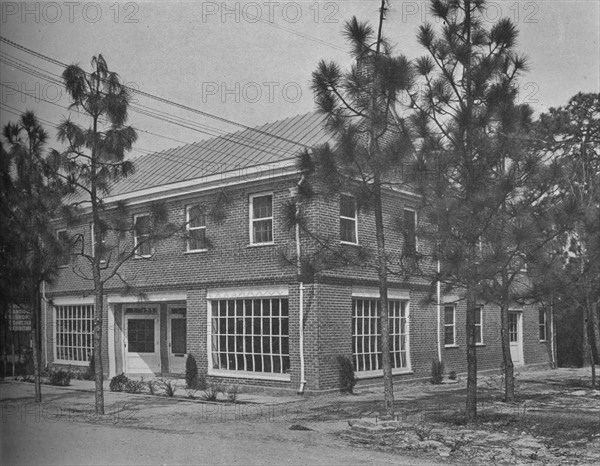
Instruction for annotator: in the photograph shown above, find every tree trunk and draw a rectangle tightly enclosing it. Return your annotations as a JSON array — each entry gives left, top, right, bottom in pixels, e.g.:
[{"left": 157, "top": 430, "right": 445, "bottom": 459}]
[
  {"left": 93, "top": 280, "right": 105, "bottom": 415},
  {"left": 31, "top": 283, "right": 42, "bottom": 403},
  {"left": 466, "top": 285, "right": 478, "bottom": 422},
  {"left": 500, "top": 269, "right": 515, "bottom": 401},
  {"left": 591, "top": 300, "right": 600, "bottom": 389},
  {"left": 373, "top": 176, "right": 395, "bottom": 417}
]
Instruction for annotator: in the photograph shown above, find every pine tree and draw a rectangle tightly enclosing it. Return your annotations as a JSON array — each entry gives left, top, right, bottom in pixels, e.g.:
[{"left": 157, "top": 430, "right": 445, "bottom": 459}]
[
  {"left": 297, "top": 4, "right": 414, "bottom": 417},
  {"left": 1, "top": 111, "right": 65, "bottom": 401},
  {"left": 411, "top": 0, "right": 530, "bottom": 420}
]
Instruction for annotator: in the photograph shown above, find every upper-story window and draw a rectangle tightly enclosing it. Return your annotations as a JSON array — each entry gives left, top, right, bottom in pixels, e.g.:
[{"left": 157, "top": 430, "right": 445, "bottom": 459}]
[
  {"left": 403, "top": 208, "right": 417, "bottom": 256},
  {"left": 444, "top": 304, "right": 456, "bottom": 346},
  {"left": 133, "top": 213, "right": 152, "bottom": 257},
  {"left": 340, "top": 194, "right": 358, "bottom": 244},
  {"left": 186, "top": 205, "right": 207, "bottom": 252},
  {"left": 539, "top": 309, "right": 548, "bottom": 342},
  {"left": 90, "top": 223, "right": 107, "bottom": 262},
  {"left": 57, "top": 229, "right": 70, "bottom": 267},
  {"left": 250, "top": 193, "right": 273, "bottom": 245},
  {"left": 475, "top": 306, "right": 484, "bottom": 344}
]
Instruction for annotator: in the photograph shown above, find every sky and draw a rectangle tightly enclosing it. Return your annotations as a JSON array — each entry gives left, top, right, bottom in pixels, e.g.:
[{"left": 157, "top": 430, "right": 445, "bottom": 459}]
[{"left": 1, "top": 0, "right": 599, "bottom": 157}]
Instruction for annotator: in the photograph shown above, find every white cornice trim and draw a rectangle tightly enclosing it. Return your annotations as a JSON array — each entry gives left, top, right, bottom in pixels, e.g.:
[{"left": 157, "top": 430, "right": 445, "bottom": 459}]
[
  {"left": 352, "top": 286, "right": 410, "bottom": 300},
  {"left": 51, "top": 296, "right": 95, "bottom": 305},
  {"left": 207, "top": 285, "right": 289, "bottom": 299},
  {"left": 107, "top": 292, "right": 187, "bottom": 303}
]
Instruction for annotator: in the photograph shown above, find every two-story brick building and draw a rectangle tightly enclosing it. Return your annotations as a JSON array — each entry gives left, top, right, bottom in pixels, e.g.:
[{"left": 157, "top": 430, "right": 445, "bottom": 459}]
[{"left": 41, "top": 111, "right": 554, "bottom": 393}]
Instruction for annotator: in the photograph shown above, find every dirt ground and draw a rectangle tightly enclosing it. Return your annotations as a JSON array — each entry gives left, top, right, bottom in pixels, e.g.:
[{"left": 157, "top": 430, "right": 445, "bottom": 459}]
[{"left": 1, "top": 367, "right": 599, "bottom": 465}]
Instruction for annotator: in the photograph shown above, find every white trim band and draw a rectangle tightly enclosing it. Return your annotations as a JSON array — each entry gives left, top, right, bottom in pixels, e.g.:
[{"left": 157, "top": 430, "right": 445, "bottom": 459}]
[
  {"left": 207, "top": 285, "right": 289, "bottom": 299},
  {"left": 107, "top": 292, "right": 187, "bottom": 303},
  {"left": 352, "top": 286, "right": 410, "bottom": 300}
]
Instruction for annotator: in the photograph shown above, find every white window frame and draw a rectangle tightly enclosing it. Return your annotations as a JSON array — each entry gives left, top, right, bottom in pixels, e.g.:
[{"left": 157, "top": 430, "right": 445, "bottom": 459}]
[
  {"left": 539, "top": 309, "right": 548, "bottom": 342},
  {"left": 352, "top": 298, "right": 411, "bottom": 377},
  {"left": 340, "top": 194, "right": 358, "bottom": 245},
  {"left": 133, "top": 213, "right": 152, "bottom": 258},
  {"left": 249, "top": 192, "right": 274, "bottom": 245},
  {"left": 206, "top": 291, "right": 290, "bottom": 381},
  {"left": 444, "top": 304, "right": 457, "bottom": 347},
  {"left": 403, "top": 207, "right": 418, "bottom": 254},
  {"left": 475, "top": 306, "right": 484, "bottom": 345},
  {"left": 56, "top": 228, "right": 69, "bottom": 267},
  {"left": 186, "top": 205, "right": 207, "bottom": 252},
  {"left": 53, "top": 304, "right": 94, "bottom": 366}
]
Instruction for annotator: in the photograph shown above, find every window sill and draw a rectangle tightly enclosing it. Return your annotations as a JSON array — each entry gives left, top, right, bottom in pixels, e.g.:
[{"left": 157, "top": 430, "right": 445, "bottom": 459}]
[
  {"left": 539, "top": 340, "right": 548, "bottom": 343},
  {"left": 53, "top": 360, "right": 88, "bottom": 367},
  {"left": 355, "top": 368, "right": 413, "bottom": 380},
  {"left": 247, "top": 242, "right": 275, "bottom": 248},
  {"left": 184, "top": 249, "right": 208, "bottom": 254},
  {"left": 208, "top": 369, "right": 290, "bottom": 382},
  {"left": 444, "top": 344, "right": 459, "bottom": 349},
  {"left": 476, "top": 343, "right": 486, "bottom": 347},
  {"left": 134, "top": 255, "right": 153, "bottom": 259},
  {"left": 340, "top": 241, "right": 359, "bottom": 246}
]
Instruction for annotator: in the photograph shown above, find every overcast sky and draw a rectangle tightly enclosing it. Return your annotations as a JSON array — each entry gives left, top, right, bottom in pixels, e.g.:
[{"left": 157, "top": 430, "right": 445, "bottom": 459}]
[{"left": 1, "top": 1, "right": 599, "bottom": 156}]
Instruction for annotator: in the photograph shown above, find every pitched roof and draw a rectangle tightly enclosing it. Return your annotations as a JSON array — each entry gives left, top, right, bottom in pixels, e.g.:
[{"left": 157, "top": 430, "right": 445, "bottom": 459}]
[{"left": 110, "top": 111, "right": 332, "bottom": 197}]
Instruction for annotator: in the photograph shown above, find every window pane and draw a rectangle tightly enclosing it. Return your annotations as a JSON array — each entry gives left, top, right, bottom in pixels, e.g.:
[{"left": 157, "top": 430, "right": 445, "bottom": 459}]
[
  {"left": 340, "top": 195, "right": 356, "bottom": 218},
  {"left": 171, "top": 319, "right": 186, "bottom": 354},
  {"left": 252, "top": 195, "right": 272, "bottom": 219},
  {"left": 188, "top": 206, "right": 205, "bottom": 228},
  {"left": 340, "top": 218, "right": 356, "bottom": 243},
  {"left": 253, "top": 219, "right": 273, "bottom": 243}
]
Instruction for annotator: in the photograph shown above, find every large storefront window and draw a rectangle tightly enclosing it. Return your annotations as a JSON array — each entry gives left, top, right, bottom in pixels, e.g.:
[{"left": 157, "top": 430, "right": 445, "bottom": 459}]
[
  {"left": 352, "top": 299, "right": 409, "bottom": 372},
  {"left": 55, "top": 305, "right": 94, "bottom": 363},
  {"left": 210, "top": 298, "right": 289, "bottom": 375}
]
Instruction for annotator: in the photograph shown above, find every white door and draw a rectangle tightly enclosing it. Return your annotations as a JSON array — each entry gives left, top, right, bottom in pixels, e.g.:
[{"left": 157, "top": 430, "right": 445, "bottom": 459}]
[
  {"left": 168, "top": 313, "right": 187, "bottom": 374},
  {"left": 125, "top": 315, "right": 160, "bottom": 374},
  {"left": 508, "top": 311, "right": 524, "bottom": 366}
]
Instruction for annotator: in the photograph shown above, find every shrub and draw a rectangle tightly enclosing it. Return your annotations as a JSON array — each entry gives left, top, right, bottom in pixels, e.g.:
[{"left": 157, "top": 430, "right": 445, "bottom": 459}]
[
  {"left": 197, "top": 370, "right": 207, "bottom": 390},
  {"left": 156, "top": 377, "right": 178, "bottom": 397},
  {"left": 202, "top": 383, "right": 222, "bottom": 401},
  {"left": 125, "top": 378, "right": 146, "bottom": 394},
  {"left": 109, "top": 373, "right": 130, "bottom": 392},
  {"left": 227, "top": 384, "right": 240, "bottom": 403},
  {"left": 336, "top": 355, "right": 356, "bottom": 393},
  {"left": 430, "top": 359, "right": 444, "bottom": 385},
  {"left": 47, "top": 368, "right": 72, "bottom": 386},
  {"left": 83, "top": 355, "right": 95, "bottom": 381},
  {"left": 185, "top": 353, "right": 198, "bottom": 388},
  {"left": 146, "top": 379, "right": 157, "bottom": 395},
  {"left": 448, "top": 370, "right": 457, "bottom": 381}
]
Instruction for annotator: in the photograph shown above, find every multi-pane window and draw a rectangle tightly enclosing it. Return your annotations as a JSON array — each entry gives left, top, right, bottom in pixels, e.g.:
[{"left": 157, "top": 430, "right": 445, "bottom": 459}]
[
  {"left": 403, "top": 208, "right": 417, "bottom": 255},
  {"left": 210, "top": 298, "right": 289, "bottom": 374},
  {"left": 134, "top": 214, "right": 152, "bottom": 257},
  {"left": 340, "top": 194, "right": 357, "bottom": 244},
  {"left": 57, "top": 229, "right": 70, "bottom": 266},
  {"left": 352, "top": 299, "right": 409, "bottom": 372},
  {"left": 127, "top": 319, "right": 155, "bottom": 353},
  {"left": 444, "top": 305, "right": 456, "bottom": 346},
  {"left": 508, "top": 312, "right": 518, "bottom": 342},
  {"left": 250, "top": 194, "right": 273, "bottom": 244},
  {"left": 474, "top": 306, "right": 483, "bottom": 344},
  {"left": 55, "top": 305, "right": 94, "bottom": 362},
  {"left": 186, "top": 205, "right": 207, "bottom": 251},
  {"left": 539, "top": 309, "right": 548, "bottom": 341},
  {"left": 91, "top": 223, "right": 107, "bottom": 262}
]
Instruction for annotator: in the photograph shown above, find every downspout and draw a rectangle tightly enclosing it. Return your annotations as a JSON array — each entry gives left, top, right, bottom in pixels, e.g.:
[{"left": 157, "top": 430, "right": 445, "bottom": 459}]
[
  {"left": 42, "top": 281, "right": 48, "bottom": 368},
  {"left": 550, "top": 297, "right": 557, "bottom": 368},
  {"left": 436, "top": 259, "right": 442, "bottom": 362},
  {"left": 292, "top": 177, "right": 307, "bottom": 394}
]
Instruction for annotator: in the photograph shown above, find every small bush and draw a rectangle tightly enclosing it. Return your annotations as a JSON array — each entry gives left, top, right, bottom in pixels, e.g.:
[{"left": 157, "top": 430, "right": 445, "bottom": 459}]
[
  {"left": 430, "top": 359, "right": 444, "bottom": 385},
  {"left": 109, "top": 373, "right": 130, "bottom": 392},
  {"left": 202, "top": 383, "right": 222, "bottom": 401},
  {"left": 47, "top": 368, "right": 72, "bottom": 386},
  {"left": 197, "top": 370, "right": 207, "bottom": 390},
  {"left": 186, "top": 388, "right": 198, "bottom": 399},
  {"left": 83, "top": 355, "right": 95, "bottom": 381},
  {"left": 156, "top": 377, "right": 178, "bottom": 397},
  {"left": 336, "top": 355, "right": 356, "bottom": 393},
  {"left": 146, "top": 380, "right": 157, "bottom": 395},
  {"left": 448, "top": 370, "right": 457, "bottom": 381},
  {"left": 185, "top": 353, "right": 198, "bottom": 388},
  {"left": 125, "top": 378, "right": 146, "bottom": 394},
  {"left": 227, "top": 384, "right": 240, "bottom": 403}
]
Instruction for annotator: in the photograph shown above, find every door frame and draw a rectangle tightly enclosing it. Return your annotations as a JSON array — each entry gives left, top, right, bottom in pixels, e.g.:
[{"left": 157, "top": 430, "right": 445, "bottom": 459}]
[
  {"left": 508, "top": 310, "right": 524, "bottom": 366},
  {"left": 122, "top": 305, "right": 160, "bottom": 374},
  {"left": 167, "top": 304, "right": 187, "bottom": 374}
]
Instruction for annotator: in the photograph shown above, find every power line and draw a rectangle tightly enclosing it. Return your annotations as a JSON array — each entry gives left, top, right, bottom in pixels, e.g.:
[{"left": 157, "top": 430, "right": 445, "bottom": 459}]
[{"left": 0, "top": 36, "right": 312, "bottom": 149}]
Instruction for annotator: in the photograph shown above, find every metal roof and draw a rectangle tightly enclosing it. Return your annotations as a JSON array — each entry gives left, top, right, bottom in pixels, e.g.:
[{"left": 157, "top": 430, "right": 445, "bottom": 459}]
[{"left": 108, "top": 111, "right": 332, "bottom": 197}]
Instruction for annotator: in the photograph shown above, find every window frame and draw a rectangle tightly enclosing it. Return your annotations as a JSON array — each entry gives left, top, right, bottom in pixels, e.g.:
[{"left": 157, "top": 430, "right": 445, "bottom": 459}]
[
  {"left": 352, "top": 298, "right": 411, "bottom": 377},
  {"left": 186, "top": 204, "right": 207, "bottom": 252},
  {"left": 53, "top": 304, "right": 94, "bottom": 366},
  {"left": 133, "top": 213, "right": 152, "bottom": 258},
  {"left": 90, "top": 223, "right": 107, "bottom": 263},
  {"left": 249, "top": 192, "right": 274, "bottom": 246},
  {"left": 207, "top": 296, "right": 290, "bottom": 380},
  {"left": 56, "top": 229, "right": 70, "bottom": 267},
  {"left": 539, "top": 309, "right": 548, "bottom": 342},
  {"left": 339, "top": 194, "right": 358, "bottom": 245},
  {"left": 444, "top": 304, "right": 457, "bottom": 347},
  {"left": 475, "top": 306, "right": 484, "bottom": 345},
  {"left": 402, "top": 207, "right": 417, "bottom": 255}
]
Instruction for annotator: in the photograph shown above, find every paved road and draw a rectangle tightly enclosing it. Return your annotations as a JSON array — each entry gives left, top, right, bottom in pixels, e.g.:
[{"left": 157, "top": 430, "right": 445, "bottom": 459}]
[{"left": 1, "top": 382, "right": 438, "bottom": 465}]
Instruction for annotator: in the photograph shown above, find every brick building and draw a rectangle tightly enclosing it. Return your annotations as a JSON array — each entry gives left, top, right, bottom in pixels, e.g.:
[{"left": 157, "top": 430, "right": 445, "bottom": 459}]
[{"left": 41, "top": 111, "right": 554, "bottom": 393}]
